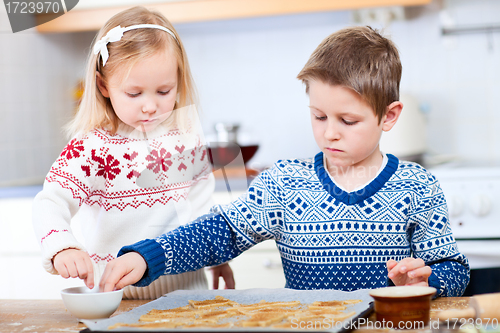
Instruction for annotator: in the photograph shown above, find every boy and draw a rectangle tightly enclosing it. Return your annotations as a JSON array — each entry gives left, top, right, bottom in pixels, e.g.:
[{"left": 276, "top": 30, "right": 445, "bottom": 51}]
[{"left": 100, "top": 26, "right": 469, "bottom": 297}]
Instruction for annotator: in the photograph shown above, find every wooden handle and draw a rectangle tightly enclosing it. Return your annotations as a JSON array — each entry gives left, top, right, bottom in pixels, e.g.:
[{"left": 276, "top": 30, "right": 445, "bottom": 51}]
[
  {"left": 474, "top": 293, "right": 500, "bottom": 320},
  {"left": 437, "top": 293, "right": 500, "bottom": 322},
  {"left": 436, "top": 307, "right": 476, "bottom": 321}
]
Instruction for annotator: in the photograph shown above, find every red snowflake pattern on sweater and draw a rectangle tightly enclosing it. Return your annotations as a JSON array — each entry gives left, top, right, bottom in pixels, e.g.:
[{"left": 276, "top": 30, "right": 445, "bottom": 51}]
[
  {"left": 45, "top": 128, "right": 212, "bottom": 212},
  {"left": 91, "top": 149, "right": 121, "bottom": 180},
  {"left": 61, "top": 139, "right": 84, "bottom": 160},
  {"left": 146, "top": 148, "right": 173, "bottom": 173}
]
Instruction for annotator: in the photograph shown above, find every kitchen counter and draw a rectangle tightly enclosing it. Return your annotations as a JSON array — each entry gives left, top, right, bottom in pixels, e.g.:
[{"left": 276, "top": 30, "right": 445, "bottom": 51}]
[{"left": 0, "top": 297, "right": 471, "bottom": 333}]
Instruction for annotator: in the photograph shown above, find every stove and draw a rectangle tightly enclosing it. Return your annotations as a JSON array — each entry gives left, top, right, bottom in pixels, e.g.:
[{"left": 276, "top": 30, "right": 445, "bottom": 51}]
[{"left": 430, "top": 164, "right": 500, "bottom": 295}]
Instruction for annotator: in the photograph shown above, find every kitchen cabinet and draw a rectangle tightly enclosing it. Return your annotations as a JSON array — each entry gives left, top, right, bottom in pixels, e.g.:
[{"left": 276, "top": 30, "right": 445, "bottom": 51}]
[
  {"left": 35, "top": 0, "right": 432, "bottom": 33},
  {"left": 227, "top": 241, "right": 286, "bottom": 289},
  {"left": 0, "top": 197, "right": 88, "bottom": 299}
]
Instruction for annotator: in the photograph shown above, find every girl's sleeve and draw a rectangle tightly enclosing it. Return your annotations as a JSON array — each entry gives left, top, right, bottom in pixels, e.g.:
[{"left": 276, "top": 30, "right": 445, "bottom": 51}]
[
  {"left": 32, "top": 137, "right": 92, "bottom": 274},
  {"left": 408, "top": 172, "right": 470, "bottom": 296}
]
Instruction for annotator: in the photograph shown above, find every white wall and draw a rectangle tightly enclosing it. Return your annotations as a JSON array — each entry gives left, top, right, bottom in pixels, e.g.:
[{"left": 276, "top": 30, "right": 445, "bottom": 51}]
[
  {"left": 390, "top": 0, "right": 500, "bottom": 161},
  {"left": 178, "top": 12, "right": 340, "bottom": 168},
  {"left": 1, "top": 0, "right": 499, "bottom": 186},
  {"left": 177, "top": 0, "right": 500, "bottom": 166},
  {"left": 0, "top": 3, "right": 95, "bottom": 186}
]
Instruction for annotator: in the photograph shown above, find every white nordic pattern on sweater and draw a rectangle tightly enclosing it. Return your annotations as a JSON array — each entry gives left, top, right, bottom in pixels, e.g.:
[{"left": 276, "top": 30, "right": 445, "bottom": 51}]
[
  {"left": 211, "top": 154, "right": 469, "bottom": 296},
  {"left": 127, "top": 153, "right": 469, "bottom": 296}
]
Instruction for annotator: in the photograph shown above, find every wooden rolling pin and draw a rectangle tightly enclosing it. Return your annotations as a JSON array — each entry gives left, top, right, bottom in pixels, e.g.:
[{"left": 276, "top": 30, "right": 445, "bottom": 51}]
[{"left": 437, "top": 293, "right": 500, "bottom": 321}]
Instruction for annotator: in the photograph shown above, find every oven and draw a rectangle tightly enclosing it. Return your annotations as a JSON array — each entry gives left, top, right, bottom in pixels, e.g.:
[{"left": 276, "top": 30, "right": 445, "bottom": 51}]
[{"left": 430, "top": 165, "right": 500, "bottom": 296}]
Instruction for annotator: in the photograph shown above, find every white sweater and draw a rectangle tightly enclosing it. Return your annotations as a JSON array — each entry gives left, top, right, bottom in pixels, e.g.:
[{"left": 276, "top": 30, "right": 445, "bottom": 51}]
[{"left": 32, "top": 123, "right": 214, "bottom": 298}]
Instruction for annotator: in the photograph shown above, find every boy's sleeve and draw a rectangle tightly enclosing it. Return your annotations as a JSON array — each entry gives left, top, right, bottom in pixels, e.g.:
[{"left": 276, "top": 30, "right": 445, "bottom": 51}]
[
  {"left": 118, "top": 212, "right": 241, "bottom": 287},
  {"left": 408, "top": 172, "right": 470, "bottom": 297},
  {"left": 211, "top": 168, "right": 286, "bottom": 251},
  {"left": 118, "top": 168, "right": 285, "bottom": 287}
]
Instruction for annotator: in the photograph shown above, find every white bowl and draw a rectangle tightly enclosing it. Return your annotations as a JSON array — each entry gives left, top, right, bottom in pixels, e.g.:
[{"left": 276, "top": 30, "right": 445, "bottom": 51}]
[{"left": 60, "top": 286, "right": 123, "bottom": 319}]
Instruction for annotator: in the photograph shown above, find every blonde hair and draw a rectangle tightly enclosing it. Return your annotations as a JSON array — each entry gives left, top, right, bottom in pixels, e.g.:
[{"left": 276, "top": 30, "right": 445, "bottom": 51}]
[
  {"left": 297, "top": 26, "right": 402, "bottom": 123},
  {"left": 66, "top": 6, "right": 198, "bottom": 137}
]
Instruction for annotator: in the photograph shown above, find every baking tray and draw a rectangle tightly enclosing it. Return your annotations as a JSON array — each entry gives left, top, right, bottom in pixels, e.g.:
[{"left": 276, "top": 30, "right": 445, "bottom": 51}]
[{"left": 82, "top": 288, "right": 374, "bottom": 332}]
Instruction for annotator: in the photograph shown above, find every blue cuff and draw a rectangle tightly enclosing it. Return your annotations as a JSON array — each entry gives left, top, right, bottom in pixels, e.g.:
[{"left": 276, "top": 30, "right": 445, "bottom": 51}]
[
  {"left": 428, "top": 271, "right": 441, "bottom": 298},
  {"left": 118, "top": 239, "right": 166, "bottom": 287}
]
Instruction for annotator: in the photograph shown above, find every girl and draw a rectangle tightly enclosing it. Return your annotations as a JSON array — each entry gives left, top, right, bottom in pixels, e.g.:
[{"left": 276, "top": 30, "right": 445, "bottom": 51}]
[{"left": 32, "top": 6, "right": 234, "bottom": 299}]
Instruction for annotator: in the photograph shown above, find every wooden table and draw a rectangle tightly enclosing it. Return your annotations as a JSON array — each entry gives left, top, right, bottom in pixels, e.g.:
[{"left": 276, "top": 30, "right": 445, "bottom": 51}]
[
  {"left": 0, "top": 298, "right": 471, "bottom": 332},
  {"left": 0, "top": 299, "right": 150, "bottom": 333}
]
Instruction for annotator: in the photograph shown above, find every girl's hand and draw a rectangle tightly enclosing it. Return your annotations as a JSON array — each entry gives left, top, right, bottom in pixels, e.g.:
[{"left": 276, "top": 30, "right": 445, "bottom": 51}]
[
  {"left": 53, "top": 248, "right": 95, "bottom": 289},
  {"left": 99, "top": 252, "right": 147, "bottom": 292},
  {"left": 386, "top": 258, "right": 432, "bottom": 287},
  {"left": 208, "top": 263, "right": 235, "bottom": 289}
]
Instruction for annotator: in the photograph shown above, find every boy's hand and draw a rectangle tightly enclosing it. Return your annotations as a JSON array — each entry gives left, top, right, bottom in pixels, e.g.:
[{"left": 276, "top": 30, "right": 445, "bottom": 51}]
[
  {"left": 208, "top": 263, "right": 235, "bottom": 289},
  {"left": 387, "top": 258, "right": 432, "bottom": 286},
  {"left": 53, "top": 248, "right": 94, "bottom": 289},
  {"left": 99, "top": 252, "right": 147, "bottom": 292}
]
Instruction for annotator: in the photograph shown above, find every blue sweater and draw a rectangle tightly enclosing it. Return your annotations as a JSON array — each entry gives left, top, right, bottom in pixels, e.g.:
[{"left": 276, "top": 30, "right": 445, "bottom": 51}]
[{"left": 120, "top": 153, "right": 470, "bottom": 296}]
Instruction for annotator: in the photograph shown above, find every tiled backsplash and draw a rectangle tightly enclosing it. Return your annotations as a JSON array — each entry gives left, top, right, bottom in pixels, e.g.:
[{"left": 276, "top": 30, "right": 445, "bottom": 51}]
[{"left": 1, "top": 0, "right": 499, "bottom": 187}]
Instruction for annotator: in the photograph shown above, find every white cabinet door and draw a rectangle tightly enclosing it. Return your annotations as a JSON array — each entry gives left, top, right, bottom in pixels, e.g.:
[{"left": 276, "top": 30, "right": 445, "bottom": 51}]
[
  {"left": 0, "top": 198, "right": 84, "bottom": 299},
  {"left": 226, "top": 241, "right": 286, "bottom": 290}
]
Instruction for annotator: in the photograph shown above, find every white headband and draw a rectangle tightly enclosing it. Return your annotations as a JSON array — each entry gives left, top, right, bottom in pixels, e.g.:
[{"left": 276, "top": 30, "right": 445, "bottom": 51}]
[{"left": 93, "top": 24, "right": 178, "bottom": 66}]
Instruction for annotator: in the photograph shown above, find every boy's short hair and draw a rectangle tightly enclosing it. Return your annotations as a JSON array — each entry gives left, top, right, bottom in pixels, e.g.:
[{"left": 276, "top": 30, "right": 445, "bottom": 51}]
[{"left": 297, "top": 26, "right": 402, "bottom": 123}]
